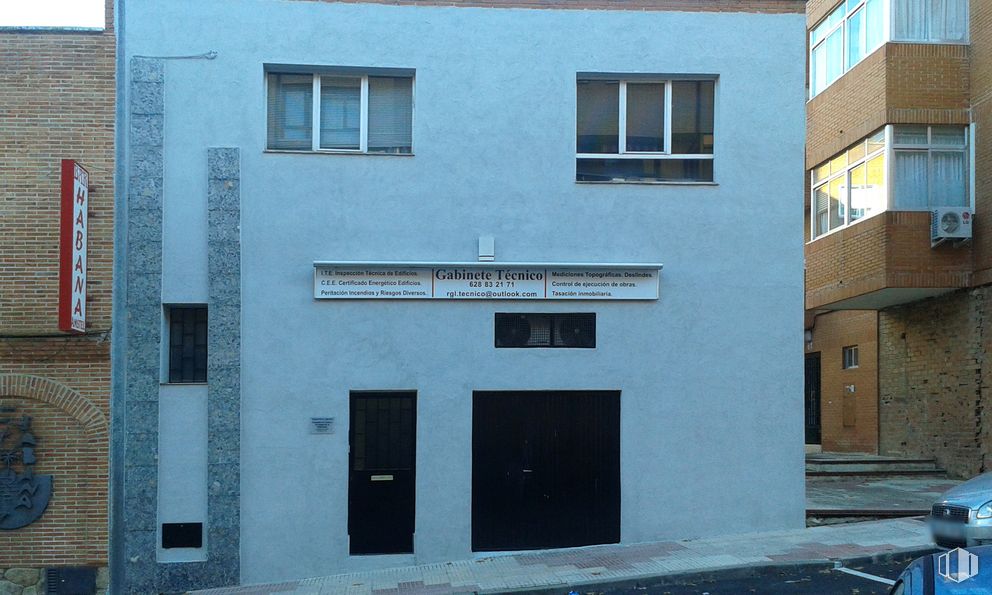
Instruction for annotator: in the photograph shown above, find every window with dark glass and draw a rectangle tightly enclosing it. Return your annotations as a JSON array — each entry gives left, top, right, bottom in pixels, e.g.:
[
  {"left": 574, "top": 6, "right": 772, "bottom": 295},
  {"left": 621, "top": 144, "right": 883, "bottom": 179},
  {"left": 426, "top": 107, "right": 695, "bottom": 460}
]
[
  {"left": 576, "top": 77, "right": 715, "bottom": 183},
  {"left": 167, "top": 306, "right": 207, "bottom": 383},
  {"left": 842, "top": 345, "right": 859, "bottom": 369}
]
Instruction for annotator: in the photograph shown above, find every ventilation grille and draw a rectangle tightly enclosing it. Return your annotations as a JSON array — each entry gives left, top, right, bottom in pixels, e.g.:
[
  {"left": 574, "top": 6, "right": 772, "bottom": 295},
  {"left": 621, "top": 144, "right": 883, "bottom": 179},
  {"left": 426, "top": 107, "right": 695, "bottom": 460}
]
[
  {"left": 162, "top": 522, "right": 204, "bottom": 549},
  {"left": 45, "top": 567, "right": 95, "bottom": 595},
  {"left": 495, "top": 313, "right": 596, "bottom": 348}
]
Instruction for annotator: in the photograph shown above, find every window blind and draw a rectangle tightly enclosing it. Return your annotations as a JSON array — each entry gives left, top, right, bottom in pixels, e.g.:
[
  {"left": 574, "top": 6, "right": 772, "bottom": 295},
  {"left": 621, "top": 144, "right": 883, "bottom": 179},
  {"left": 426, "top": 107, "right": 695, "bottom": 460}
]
[
  {"left": 368, "top": 77, "right": 413, "bottom": 153},
  {"left": 320, "top": 76, "right": 361, "bottom": 150},
  {"left": 267, "top": 73, "right": 313, "bottom": 150}
]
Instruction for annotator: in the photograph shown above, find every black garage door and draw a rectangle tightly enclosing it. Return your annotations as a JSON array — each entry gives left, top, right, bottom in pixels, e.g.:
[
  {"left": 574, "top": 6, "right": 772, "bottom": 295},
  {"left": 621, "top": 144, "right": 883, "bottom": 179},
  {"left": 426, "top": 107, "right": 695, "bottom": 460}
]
[{"left": 472, "top": 390, "right": 620, "bottom": 551}]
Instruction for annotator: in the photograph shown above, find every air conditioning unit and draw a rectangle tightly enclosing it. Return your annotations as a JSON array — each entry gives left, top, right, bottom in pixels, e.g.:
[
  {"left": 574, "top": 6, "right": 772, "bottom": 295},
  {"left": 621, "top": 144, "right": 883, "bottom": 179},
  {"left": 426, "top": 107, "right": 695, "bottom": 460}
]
[{"left": 931, "top": 207, "right": 973, "bottom": 247}]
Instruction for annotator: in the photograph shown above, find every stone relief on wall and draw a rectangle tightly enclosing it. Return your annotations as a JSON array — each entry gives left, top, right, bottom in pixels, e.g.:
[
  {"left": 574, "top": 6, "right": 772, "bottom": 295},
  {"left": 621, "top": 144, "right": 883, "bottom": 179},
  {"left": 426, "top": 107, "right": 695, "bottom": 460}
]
[{"left": 0, "top": 409, "right": 52, "bottom": 529}]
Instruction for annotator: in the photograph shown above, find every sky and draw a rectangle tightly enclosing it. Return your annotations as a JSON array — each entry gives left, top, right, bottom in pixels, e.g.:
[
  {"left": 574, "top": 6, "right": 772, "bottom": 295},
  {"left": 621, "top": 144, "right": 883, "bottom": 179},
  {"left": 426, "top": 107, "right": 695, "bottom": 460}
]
[{"left": 0, "top": 0, "right": 104, "bottom": 29}]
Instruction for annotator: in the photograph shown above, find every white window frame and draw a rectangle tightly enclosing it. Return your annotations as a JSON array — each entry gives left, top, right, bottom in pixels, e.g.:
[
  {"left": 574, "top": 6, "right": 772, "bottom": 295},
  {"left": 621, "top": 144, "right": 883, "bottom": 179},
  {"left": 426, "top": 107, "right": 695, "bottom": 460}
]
[
  {"left": 810, "top": 124, "right": 971, "bottom": 241},
  {"left": 842, "top": 345, "right": 859, "bottom": 369},
  {"left": 810, "top": 129, "right": 887, "bottom": 240},
  {"left": 810, "top": 0, "right": 971, "bottom": 99},
  {"left": 576, "top": 79, "right": 714, "bottom": 162},
  {"left": 809, "top": 0, "right": 887, "bottom": 99},
  {"left": 265, "top": 70, "right": 415, "bottom": 155},
  {"left": 889, "top": 0, "right": 970, "bottom": 44},
  {"left": 890, "top": 124, "right": 970, "bottom": 211}
]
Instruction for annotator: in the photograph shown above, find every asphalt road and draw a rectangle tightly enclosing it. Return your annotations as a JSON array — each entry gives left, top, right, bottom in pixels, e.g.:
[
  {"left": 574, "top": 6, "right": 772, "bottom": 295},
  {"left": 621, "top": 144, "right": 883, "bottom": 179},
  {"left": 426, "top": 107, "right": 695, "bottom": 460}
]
[{"left": 576, "top": 552, "right": 929, "bottom": 595}]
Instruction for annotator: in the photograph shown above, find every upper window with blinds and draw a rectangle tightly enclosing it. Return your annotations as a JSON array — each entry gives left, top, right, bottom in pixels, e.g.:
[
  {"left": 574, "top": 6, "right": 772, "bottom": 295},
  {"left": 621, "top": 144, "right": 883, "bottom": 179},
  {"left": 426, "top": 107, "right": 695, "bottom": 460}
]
[{"left": 266, "top": 70, "right": 413, "bottom": 154}]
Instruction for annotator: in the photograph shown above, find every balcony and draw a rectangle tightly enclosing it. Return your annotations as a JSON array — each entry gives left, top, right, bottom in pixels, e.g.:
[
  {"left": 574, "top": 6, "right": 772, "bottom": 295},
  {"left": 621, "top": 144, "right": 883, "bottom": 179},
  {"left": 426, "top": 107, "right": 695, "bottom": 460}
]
[{"left": 805, "top": 211, "right": 972, "bottom": 310}]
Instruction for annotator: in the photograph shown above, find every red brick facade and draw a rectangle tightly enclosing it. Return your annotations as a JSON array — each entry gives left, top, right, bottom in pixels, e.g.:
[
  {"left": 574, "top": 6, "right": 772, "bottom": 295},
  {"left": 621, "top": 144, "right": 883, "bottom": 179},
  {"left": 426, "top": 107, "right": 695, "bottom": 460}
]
[
  {"left": 0, "top": 0, "right": 115, "bottom": 579},
  {"left": 804, "top": 0, "right": 992, "bottom": 471}
]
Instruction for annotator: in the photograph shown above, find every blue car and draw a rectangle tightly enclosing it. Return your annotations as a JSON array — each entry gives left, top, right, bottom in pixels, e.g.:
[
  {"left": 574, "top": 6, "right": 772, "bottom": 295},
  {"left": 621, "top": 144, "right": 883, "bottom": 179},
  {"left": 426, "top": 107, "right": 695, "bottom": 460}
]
[{"left": 890, "top": 545, "right": 992, "bottom": 594}]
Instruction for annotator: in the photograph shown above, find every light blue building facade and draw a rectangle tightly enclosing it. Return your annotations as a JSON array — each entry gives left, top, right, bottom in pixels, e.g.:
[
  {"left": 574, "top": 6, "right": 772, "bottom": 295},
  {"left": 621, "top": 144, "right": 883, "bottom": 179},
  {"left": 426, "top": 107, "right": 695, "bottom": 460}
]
[{"left": 113, "top": 0, "right": 807, "bottom": 591}]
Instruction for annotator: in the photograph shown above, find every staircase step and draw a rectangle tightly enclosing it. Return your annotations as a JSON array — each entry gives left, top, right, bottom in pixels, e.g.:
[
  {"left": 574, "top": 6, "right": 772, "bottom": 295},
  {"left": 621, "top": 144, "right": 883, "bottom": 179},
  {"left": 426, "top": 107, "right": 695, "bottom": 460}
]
[
  {"left": 806, "top": 508, "right": 931, "bottom": 518},
  {"left": 806, "top": 468, "right": 947, "bottom": 477},
  {"left": 806, "top": 461, "right": 939, "bottom": 473}
]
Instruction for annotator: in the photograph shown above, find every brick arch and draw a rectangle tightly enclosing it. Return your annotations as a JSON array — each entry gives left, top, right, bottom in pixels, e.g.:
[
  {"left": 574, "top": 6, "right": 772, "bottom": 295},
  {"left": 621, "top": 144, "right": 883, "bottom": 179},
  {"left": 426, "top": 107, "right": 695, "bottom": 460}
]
[{"left": 0, "top": 374, "right": 108, "bottom": 440}]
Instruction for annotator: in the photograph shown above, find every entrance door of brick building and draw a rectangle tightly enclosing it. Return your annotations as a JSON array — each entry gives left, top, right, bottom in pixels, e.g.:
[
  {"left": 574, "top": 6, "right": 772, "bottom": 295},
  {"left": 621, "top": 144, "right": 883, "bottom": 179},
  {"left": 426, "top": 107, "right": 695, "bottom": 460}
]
[
  {"left": 805, "top": 353, "right": 822, "bottom": 444},
  {"left": 471, "top": 390, "right": 621, "bottom": 551}
]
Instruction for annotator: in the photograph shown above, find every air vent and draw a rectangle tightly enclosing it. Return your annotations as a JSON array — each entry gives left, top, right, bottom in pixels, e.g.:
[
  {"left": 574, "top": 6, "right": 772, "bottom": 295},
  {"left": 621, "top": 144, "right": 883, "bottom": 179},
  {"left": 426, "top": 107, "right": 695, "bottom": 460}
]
[
  {"left": 162, "top": 522, "right": 203, "bottom": 549},
  {"left": 495, "top": 313, "right": 595, "bottom": 348},
  {"left": 45, "top": 567, "right": 95, "bottom": 595}
]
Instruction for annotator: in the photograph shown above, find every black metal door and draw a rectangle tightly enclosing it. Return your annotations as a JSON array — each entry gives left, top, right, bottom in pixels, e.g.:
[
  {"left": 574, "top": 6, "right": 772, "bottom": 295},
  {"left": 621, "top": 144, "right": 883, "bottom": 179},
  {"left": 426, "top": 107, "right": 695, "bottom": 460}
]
[
  {"left": 472, "top": 391, "right": 620, "bottom": 551},
  {"left": 805, "top": 353, "right": 822, "bottom": 444},
  {"left": 349, "top": 391, "right": 416, "bottom": 554}
]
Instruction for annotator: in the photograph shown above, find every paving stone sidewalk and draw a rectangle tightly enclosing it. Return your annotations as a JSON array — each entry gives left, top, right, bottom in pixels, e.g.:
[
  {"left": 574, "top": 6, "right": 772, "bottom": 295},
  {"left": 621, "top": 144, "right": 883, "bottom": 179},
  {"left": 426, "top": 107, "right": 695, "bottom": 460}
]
[
  {"left": 194, "top": 517, "right": 933, "bottom": 595},
  {"left": 807, "top": 475, "right": 961, "bottom": 514}
]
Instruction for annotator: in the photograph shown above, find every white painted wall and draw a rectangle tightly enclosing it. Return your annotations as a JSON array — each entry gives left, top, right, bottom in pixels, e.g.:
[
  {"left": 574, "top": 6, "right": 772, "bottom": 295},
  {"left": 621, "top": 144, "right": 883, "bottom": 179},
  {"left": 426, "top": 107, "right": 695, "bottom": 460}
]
[
  {"left": 128, "top": 0, "right": 807, "bottom": 584},
  {"left": 158, "top": 384, "right": 209, "bottom": 562}
]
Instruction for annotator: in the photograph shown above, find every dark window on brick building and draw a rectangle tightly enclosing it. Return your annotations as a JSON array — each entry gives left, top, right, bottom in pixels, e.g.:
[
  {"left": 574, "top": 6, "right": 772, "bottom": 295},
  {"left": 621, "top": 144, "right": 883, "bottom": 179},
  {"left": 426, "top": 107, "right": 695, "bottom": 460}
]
[
  {"left": 167, "top": 306, "right": 207, "bottom": 383},
  {"left": 842, "top": 345, "right": 859, "bottom": 369}
]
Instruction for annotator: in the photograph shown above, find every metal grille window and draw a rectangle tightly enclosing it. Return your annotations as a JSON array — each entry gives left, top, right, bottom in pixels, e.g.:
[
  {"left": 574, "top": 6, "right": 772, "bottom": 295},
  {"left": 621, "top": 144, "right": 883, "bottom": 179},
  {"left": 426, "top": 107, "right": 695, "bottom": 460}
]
[
  {"left": 576, "top": 77, "right": 714, "bottom": 183},
  {"left": 167, "top": 306, "right": 207, "bottom": 383},
  {"left": 842, "top": 345, "right": 859, "bottom": 369},
  {"left": 266, "top": 69, "right": 413, "bottom": 154},
  {"left": 351, "top": 394, "right": 415, "bottom": 472},
  {"left": 495, "top": 313, "right": 596, "bottom": 348}
]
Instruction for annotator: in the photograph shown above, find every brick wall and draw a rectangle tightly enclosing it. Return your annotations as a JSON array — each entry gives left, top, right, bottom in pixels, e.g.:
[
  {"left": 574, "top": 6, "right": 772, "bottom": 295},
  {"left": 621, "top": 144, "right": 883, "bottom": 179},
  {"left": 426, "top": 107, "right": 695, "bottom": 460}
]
[
  {"left": 806, "top": 310, "right": 879, "bottom": 453},
  {"left": 805, "top": 211, "right": 972, "bottom": 309},
  {"left": 0, "top": 0, "right": 114, "bottom": 575},
  {"left": 879, "top": 288, "right": 988, "bottom": 478},
  {"left": 0, "top": 345, "right": 110, "bottom": 567},
  {"left": 807, "top": 43, "right": 969, "bottom": 169},
  {"left": 806, "top": 0, "right": 840, "bottom": 28},
  {"left": 0, "top": 13, "right": 115, "bottom": 335},
  {"left": 970, "top": 0, "right": 992, "bottom": 282},
  {"left": 301, "top": 0, "right": 805, "bottom": 13}
]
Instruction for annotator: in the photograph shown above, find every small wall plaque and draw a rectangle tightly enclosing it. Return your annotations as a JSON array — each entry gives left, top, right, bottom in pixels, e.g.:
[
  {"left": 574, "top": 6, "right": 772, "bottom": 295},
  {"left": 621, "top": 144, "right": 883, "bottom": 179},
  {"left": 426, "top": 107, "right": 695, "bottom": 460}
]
[{"left": 310, "top": 417, "right": 334, "bottom": 434}]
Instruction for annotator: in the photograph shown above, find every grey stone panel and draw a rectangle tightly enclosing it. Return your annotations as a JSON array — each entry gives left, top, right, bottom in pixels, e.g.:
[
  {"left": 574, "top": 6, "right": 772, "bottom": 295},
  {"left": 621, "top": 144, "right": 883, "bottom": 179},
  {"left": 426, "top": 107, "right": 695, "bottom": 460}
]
[
  {"left": 125, "top": 401, "right": 159, "bottom": 431},
  {"left": 130, "top": 145, "right": 165, "bottom": 178},
  {"left": 205, "top": 147, "right": 242, "bottom": 586},
  {"left": 131, "top": 82, "right": 165, "bottom": 115},
  {"left": 208, "top": 495, "right": 240, "bottom": 529},
  {"left": 207, "top": 148, "right": 240, "bottom": 181},
  {"left": 128, "top": 176, "right": 164, "bottom": 210},
  {"left": 123, "top": 433, "right": 158, "bottom": 468},
  {"left": 126, "top": 273, "right": 162, "bottom": 306},
  {"left": 131, "top": 58, "right": 164, "bottom": 83},
  {"left": 209, "top": 434, "right": 240, "bottom": 466},
  {"left": 127, "top": 212, "right": 163, "bottom": 244},
  {"left": 130, "top": 115, "right": 164, "bottom": 148},
  {"left": 124, "top": 529, "right": 157, "bottom": 567},
  {"left": 124, "top": 57, "right": 165, "bottom": 594},
  {"left": 127, "top": 243, "right": 163, "bottom": 274},
  {"left": 207, "top": 179, "right": 240, "bottom": 211}
]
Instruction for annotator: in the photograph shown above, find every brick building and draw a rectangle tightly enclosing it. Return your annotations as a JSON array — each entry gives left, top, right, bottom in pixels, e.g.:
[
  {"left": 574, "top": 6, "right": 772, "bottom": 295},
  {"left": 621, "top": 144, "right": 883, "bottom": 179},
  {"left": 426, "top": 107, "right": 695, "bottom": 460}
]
[
  {"left": 0, "top": 0, "right": 115, "bottom": 591},
  {"left": 803, "top": 0, "right": 992, "bottom": 476}
]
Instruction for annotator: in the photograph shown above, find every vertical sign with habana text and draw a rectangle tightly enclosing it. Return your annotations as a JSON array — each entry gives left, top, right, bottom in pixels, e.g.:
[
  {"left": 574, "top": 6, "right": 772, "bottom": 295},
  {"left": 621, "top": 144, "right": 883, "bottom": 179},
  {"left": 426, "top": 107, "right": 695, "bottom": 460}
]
[{"left": 59, "top": 160, "right": 88, "bottom": 333}]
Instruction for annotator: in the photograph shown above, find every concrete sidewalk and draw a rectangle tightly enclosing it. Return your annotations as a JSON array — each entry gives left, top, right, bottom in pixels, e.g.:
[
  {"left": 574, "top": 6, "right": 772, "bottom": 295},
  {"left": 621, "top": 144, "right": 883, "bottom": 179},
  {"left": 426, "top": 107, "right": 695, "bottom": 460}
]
[
  {"left": 807, "top": 476, "right": 961, "bottom": 517},
  {"left": 194, "top": 518, "right": 933, "bottom": 595}
]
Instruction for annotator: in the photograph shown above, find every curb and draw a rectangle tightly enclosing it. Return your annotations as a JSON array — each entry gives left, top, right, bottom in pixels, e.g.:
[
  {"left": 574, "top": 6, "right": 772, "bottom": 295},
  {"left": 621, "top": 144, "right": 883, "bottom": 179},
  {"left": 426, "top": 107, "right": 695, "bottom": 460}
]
[{"left": 507, "top": 545, "right": 938, "bottom": 595}]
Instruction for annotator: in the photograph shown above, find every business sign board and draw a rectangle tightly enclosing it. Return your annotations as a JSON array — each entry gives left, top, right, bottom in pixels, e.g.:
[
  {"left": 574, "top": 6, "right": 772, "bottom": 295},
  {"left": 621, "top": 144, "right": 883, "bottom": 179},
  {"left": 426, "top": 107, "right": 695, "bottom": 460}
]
[
  {"left": 59, "top": 159, "right": 88, "bottom": 333},
  {"left": 314, "top": 263, "right": 660, "bottom": 300}
]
